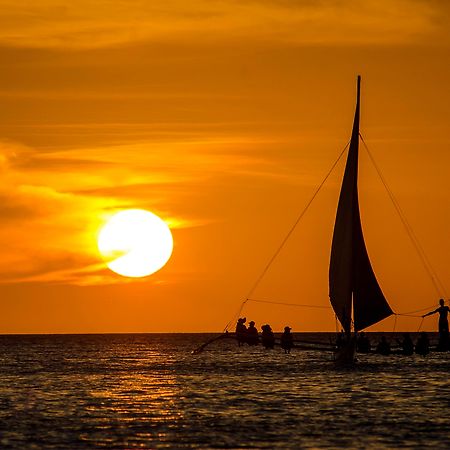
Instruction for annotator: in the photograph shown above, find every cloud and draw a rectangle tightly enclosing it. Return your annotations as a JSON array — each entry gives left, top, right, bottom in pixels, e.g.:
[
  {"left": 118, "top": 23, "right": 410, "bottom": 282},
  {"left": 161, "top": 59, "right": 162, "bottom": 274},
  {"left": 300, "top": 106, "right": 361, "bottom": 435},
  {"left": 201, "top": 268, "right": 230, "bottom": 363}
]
[
  {"left": 0, "top": 0, "right": 443, "bottom": 49},
  {"left": 0, "top": 135, "right": 286, "bottom": 285}
]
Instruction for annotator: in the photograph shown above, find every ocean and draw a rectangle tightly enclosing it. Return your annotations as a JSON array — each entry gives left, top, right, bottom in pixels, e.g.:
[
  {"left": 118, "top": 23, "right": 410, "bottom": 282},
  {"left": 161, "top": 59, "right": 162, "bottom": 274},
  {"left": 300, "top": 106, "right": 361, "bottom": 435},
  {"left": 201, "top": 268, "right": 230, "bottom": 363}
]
[{"left": 0, "top": 333, "right": 448, "bottom": 449}]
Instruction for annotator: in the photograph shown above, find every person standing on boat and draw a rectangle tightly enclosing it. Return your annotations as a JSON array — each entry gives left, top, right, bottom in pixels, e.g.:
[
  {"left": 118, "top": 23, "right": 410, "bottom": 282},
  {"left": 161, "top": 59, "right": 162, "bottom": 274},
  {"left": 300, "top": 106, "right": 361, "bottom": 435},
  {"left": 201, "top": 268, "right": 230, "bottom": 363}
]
[
  {"left": 422, "top": 299, "right": 449, "bottom": 349},
  {"left": 246, "top": 321, "right": 259, "bottom": 345},
  {"left": 281, "top": 326, "right": 294, "bottom": 354},
  {"left": 235, "top": 318, "right": 247, "bottom": 346}
]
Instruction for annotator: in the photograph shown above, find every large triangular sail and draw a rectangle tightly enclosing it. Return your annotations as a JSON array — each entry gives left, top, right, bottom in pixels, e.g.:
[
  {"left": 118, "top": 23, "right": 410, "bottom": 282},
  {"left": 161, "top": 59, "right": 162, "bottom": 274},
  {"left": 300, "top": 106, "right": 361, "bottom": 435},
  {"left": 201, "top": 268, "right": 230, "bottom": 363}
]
[{"left": 329, "top": 76, "right": 393, "bottom": 333}]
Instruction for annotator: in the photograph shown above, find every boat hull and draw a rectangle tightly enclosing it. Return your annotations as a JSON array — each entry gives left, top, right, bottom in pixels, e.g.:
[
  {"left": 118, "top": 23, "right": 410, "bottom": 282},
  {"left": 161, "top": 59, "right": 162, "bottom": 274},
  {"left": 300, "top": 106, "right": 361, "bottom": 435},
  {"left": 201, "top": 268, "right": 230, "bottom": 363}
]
[{"left": 334, "top": 338, "right": 357, "bottom": 365}]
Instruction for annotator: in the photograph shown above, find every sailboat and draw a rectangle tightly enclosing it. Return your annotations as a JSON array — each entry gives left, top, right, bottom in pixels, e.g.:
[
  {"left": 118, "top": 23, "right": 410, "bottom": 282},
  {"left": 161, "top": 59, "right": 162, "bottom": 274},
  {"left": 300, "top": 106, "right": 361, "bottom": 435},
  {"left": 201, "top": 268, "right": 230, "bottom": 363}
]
[
  {"left": 193, "top": 76, "right": 397, "bottom": 358},
  {"left": 329, "top": 75, "right": 393, "bottom": 363}
]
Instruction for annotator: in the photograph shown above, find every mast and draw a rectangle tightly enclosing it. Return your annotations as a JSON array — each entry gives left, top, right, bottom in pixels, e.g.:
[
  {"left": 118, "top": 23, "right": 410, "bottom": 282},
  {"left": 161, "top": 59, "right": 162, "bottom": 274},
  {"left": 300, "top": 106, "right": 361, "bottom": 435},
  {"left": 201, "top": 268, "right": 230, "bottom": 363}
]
[{"left": 329, "top": 76, "right": 393, "bottom": 333}]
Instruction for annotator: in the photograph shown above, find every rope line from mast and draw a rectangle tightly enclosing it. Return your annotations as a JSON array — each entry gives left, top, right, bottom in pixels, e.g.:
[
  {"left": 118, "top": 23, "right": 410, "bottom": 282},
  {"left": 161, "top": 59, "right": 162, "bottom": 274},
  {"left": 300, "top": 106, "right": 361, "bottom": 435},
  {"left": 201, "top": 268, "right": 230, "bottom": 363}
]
[
  {"left": 225, "top": 296, "right": 430, "bottom": 329},
  {"left": 246, "top": 298, "right": 331, "bottom": 309},
  {"left": 223, "top": 141, "right": 350, "bottom": 331},
  {"left": 417, "top": 317, "right": 424, "bottom": 332},
  {"left": 396, "top": 303, "right": 441, "bottom": 316},
  {"left": 244, "top": 141, "right": 350, "bottom": 301},
  {"left": 223, "top": 299, "right": 248, "bottom": 332},
  {"left": 360, "top": 134, "right": 448, "bottom": 299},
  {"left": 222, "top": 136, "right": 445, "bottom": 333}
]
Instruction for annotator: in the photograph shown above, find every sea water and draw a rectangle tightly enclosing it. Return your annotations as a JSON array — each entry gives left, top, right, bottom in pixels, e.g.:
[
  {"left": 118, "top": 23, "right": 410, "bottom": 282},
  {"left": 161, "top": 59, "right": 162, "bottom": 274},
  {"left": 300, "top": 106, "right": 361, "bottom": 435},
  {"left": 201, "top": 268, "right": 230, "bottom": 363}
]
[{"left": 0, "top": 333, "right": 448, "bottom": 449}]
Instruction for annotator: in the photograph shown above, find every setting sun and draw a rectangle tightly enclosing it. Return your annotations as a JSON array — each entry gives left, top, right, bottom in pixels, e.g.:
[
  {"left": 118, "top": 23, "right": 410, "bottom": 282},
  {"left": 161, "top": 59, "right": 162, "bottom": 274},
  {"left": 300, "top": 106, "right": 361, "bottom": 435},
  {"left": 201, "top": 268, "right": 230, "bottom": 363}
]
[{"left": 98, "top": 209, "right": 173, "bottom": 278}]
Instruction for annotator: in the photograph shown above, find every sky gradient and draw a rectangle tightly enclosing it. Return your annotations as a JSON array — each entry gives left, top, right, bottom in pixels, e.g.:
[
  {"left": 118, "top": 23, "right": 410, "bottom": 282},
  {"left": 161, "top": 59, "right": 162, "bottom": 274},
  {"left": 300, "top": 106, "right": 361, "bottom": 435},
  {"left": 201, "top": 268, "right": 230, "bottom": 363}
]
[{"left": 0, "top": 0, "right": 449, "bottom": 333}]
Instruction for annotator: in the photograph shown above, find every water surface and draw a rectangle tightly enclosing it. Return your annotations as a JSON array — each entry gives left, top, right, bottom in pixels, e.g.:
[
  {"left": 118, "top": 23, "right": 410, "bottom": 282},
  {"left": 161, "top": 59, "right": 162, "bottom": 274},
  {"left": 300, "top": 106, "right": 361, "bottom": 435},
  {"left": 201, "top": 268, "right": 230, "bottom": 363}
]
[{"left": 0, "top": 333, "right": 448, "bottom": 449}]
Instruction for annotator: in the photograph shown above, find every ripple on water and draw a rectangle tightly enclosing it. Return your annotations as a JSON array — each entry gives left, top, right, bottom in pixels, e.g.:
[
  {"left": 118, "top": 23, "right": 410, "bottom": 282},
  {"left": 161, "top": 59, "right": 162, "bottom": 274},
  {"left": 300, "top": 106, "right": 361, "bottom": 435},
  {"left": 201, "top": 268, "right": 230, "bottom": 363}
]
[{"left": 0, "top": 333, "right": 449, "bottom": 449}]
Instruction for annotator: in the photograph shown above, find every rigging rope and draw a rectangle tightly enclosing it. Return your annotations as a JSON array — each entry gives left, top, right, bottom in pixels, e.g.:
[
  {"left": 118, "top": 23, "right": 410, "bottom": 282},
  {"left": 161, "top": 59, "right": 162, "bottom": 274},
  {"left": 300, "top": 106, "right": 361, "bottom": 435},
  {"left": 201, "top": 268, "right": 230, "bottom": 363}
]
[
  {"left": 246, "top": 298, "right": 330, "bottom": 309},
  {"left": 223, "top": 141, "right": 349, "bottom": 331},
  {"left": 396, "top": 313, "right": 422, "bottom": 318},
  {"left": 223, "top": 136, "right": 443, "bottom": 332},
  {"left": 396, "top": 304, "right": 438, "bottom": 316},
  {"left": 246, "top": 297, "right": 435, "bottom": 318},
  {"left": 417, "top": 317, "right": 424, "bottom": 333},
  {"left": 360, "top": 134, "right": 448, "bottom": 299},
  {"left": 244, "top": 141, "right": 350, "bottom": 301},
  {"left": 392, "top": 314, "right": 397, "bottom": 334},
  {"left": 223, "top": 299, "right": 248, "bottom": 333},
  {"left": 245, "top": 298, "right": 428, "bottom": 320},
  {"left": 223, "top": 297, "right": 332, "bottom": 332}
]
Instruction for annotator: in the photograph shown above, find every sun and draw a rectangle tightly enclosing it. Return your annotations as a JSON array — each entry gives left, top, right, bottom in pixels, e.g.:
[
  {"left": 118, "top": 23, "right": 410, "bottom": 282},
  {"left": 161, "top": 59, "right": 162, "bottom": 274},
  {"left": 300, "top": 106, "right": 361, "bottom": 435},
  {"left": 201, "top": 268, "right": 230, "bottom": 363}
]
[{"left": 98, "top": 209, "right": 173, "bottom": 278}]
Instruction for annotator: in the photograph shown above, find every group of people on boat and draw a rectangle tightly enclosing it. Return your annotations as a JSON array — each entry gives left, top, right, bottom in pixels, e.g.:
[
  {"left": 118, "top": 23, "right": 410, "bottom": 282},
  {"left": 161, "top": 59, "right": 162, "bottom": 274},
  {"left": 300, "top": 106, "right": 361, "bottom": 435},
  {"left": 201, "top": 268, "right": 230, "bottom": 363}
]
[
  {"left": 236, "top": 318, "right": 259, "bottom": 346},
  {"left": 354, "top": 332, "right": 431, "bottom": 356},
  {"left": 233, "top": 300, "right": 449, "bottom": 357},
  {"left": 235, "top": 318, "right": 294, "bottom": 353},
  {"left": 347, "top": 299, "right": 450, "bottom": 356}
]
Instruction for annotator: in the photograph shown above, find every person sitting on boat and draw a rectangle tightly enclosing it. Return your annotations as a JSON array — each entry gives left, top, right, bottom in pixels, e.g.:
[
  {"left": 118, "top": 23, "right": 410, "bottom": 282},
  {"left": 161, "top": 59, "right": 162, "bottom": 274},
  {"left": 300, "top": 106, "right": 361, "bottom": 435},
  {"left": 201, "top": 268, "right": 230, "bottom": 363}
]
[
  {"left": 376, "top": 336, "right": 391, "bottom": 355},
  {"left": 246, "top": 321, "right": 259, "bottom": 346},
  {"left": 235, "top": 317, "right": 247, "bottom": 346},
  {"left": 397, "top": 333, "right": 414, "bottom": 356},
  {"left": 261, "top": 324, "right": 275, "bottom": 349},
  {"left": 422, "top": 299, "right": 449, "bottom": 350},
  {"left": 281, "top": 326, "right": 294, "bottom": 353},
  {"left": 415, "top": 332, "right": 430, "bottom": 356},
  {"left": 356, "top": 332, "right": 371, "bottom": 353}
]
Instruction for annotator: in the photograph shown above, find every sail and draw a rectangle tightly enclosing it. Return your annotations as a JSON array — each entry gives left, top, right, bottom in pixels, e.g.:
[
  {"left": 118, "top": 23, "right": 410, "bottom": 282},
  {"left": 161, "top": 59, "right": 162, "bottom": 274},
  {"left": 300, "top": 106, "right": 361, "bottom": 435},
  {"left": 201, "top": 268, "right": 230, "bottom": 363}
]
[{"left": 329, "top": 76, "right": 393, "bottom": 333}]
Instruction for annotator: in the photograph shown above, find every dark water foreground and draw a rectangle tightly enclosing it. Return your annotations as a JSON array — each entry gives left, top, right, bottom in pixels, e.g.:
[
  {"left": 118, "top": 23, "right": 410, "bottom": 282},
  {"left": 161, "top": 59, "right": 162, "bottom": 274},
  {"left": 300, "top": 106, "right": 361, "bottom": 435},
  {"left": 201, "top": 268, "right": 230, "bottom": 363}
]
[{"left": 0, "top": 333, "right": 449, "bottom": 449}]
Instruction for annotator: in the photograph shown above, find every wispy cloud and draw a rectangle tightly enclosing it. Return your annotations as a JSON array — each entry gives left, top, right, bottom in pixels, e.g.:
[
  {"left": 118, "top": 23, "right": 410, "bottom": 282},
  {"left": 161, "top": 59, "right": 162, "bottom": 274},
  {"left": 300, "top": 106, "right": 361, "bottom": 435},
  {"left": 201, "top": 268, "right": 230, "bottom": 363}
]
[
  {"left": 0, "top": 0, "right": 443, "bottom": 49},
  {"left": 0, "top": 136, "right": 287, "bottom": 285}
]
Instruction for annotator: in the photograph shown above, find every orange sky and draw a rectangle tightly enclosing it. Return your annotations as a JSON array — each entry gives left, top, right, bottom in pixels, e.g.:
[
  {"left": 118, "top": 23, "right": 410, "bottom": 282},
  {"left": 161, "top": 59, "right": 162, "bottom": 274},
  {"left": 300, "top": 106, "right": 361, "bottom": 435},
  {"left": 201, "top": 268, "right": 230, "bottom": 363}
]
[{"left": 0, "top": 0, "right": 449, "bottom": 333}]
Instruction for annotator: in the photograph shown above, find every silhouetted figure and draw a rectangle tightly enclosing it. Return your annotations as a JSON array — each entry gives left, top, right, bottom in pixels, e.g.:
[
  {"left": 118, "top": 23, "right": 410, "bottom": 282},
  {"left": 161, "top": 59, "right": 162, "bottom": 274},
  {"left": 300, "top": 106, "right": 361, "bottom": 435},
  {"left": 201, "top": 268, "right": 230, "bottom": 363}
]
[
  {"left": 281, "top": 326, "right": 294, "bottom": 354},
  {"left": 356, "top": 332, "right": 371, "bottom": 353},
  {"left": 415, "top": 332, "right": 430, "bottom": 356},
  {"left": 246, "top": 321, "right": 259, "bottom": 345},
  {"left": 376, "top": 336, "right": 391, "bottom": 355},
  {"left": 422, "top": 299, "right": 449, "bottom": 351},
  {"left": 397, "top": 333, "right": 414, "bottom": 356},
  {"left": 235, "top": 317, "right": 247, "bottom": 346},
  {"left": 261, "top": 324, "right": 275, "bottom": 349}
]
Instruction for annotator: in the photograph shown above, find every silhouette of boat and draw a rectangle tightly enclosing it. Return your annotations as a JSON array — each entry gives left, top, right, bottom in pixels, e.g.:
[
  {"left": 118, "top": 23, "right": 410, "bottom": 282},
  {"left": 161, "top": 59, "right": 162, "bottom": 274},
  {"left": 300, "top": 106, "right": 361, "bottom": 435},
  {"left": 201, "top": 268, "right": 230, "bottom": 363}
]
[
  {"left": 193, "top": 76, "right": 445, "bottom": 358},
  {"left": 329, "top": 76, "right": 393, "bottom": 364},
  {"left": 193, "top": 76, "right": 394, "bottom": 359}
]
